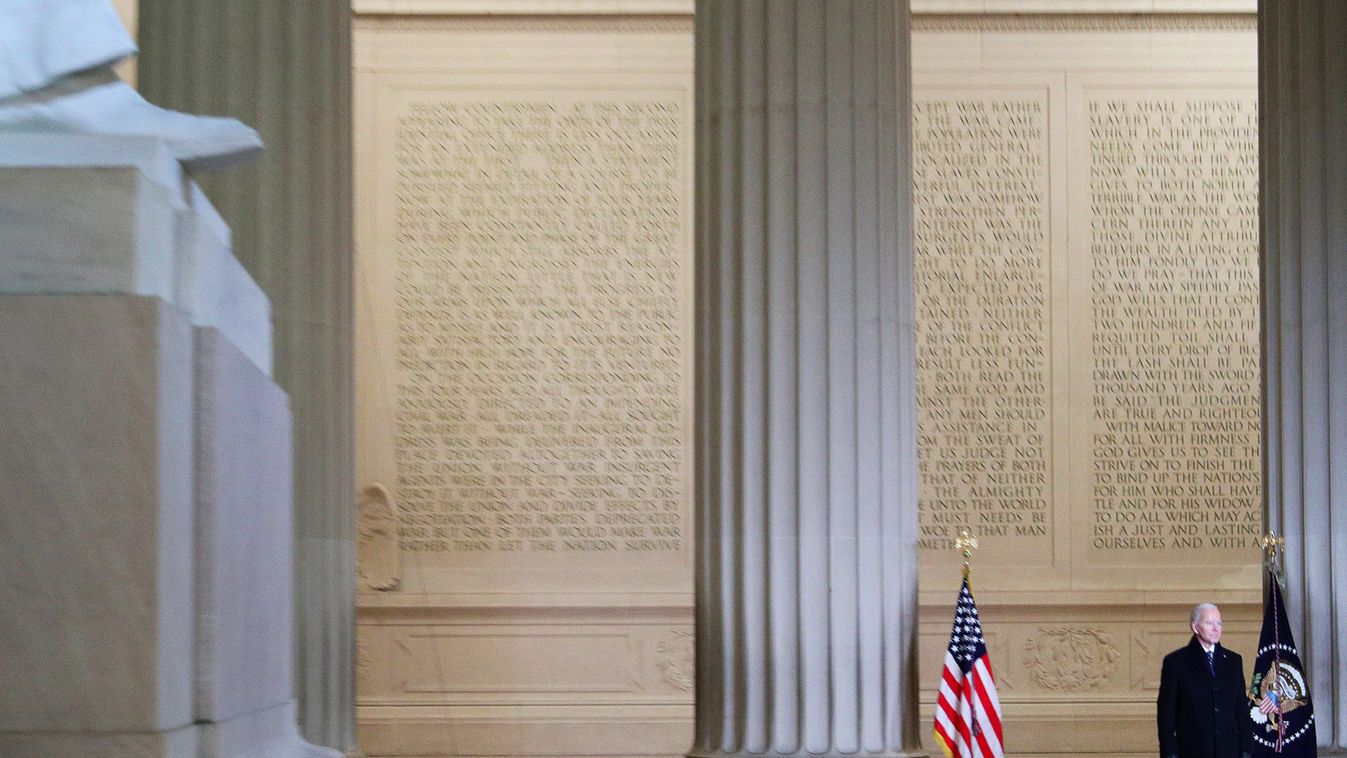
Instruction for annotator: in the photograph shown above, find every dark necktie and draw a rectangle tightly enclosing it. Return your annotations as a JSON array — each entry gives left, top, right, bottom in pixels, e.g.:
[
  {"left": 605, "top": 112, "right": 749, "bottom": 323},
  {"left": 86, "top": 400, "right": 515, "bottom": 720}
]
[{"left": 1205, "top": 649, "right": 1215, "bottom": 676}]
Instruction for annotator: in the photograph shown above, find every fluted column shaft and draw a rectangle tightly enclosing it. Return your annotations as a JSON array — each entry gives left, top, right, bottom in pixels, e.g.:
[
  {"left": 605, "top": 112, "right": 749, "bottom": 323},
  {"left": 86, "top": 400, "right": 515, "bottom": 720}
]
[
  {"left": 1260, "top": 0, "right": 1347, "bottom": 750},
  {"left": 693, "top": 2, "right": 921, "bottom": 756},
  {"left": 136, "top": 3, "right": 356, "bottom": 754}
]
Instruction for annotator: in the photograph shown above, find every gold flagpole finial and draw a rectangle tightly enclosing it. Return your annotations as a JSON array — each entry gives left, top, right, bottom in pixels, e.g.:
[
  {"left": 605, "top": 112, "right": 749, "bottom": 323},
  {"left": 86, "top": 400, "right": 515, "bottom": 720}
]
[
  {"left": 955, "top": 527, "right": 979, "bottom": 580},
  {"left": 1261, "top": 532, "right": 1285, "bottom": 570}
]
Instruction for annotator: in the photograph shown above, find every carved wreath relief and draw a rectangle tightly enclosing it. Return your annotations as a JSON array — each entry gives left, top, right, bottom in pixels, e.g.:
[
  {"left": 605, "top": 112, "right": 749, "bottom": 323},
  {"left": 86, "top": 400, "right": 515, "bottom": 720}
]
[{"left": 1025, "top": 627, "right": 1121, "bottom": 691}]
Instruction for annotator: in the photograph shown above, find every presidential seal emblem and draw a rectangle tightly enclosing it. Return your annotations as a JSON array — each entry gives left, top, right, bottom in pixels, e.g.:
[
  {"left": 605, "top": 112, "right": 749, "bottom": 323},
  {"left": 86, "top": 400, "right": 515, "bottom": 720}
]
[{"left": 1248, "top": 657, "right": 1309, "bottom": 732}]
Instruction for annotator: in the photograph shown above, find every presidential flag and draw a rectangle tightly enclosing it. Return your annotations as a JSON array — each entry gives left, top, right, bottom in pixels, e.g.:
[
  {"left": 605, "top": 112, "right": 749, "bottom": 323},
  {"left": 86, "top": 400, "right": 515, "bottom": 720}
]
[
  {"left": 934, "top": 577, "right": 1004, "bottom": 758},
  {"left": 1249, "top": 574, "right": 1316, "bottom": 756}
]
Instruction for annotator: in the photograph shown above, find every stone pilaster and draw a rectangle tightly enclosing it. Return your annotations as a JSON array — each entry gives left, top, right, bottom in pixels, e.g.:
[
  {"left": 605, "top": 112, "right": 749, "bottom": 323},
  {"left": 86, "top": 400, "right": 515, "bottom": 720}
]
[
  {"left": 1260, "top": 0, "right": 1347, "bottom": 750},
  {"left": 135, "top": 4, "right": 356, "bottom": 753},
  {"left": 692, "top": 2, "right": 923, "bottom": 755}
]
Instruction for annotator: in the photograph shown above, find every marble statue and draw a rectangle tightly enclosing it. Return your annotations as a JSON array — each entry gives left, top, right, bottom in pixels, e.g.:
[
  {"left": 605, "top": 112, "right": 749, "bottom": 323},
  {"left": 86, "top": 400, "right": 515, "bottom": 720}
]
[{"left": 0, "top": 0, "right": 261, "bottom": 170}]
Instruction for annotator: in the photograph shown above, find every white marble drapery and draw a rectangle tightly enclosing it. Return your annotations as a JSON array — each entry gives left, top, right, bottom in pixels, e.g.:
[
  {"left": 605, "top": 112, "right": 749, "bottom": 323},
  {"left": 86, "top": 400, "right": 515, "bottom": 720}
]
[{"left": 692, "top": 2, "right": 924, "bottom": 755}]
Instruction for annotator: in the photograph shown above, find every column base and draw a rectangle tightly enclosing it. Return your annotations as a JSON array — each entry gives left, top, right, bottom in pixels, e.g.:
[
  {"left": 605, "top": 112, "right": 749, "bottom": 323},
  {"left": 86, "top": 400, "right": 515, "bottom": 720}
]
[
  {"left": 0, "top": 723, "right": 199, "bottom": 758},
  {"left": 200, "top": 701, "right": 341, "bottom": 758}
]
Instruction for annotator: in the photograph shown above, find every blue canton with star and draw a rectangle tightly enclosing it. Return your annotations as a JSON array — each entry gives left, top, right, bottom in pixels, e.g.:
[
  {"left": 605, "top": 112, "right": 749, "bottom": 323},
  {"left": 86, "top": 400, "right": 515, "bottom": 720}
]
[{"left": 947, "top": 578, "right": 987, "bottom": 675}]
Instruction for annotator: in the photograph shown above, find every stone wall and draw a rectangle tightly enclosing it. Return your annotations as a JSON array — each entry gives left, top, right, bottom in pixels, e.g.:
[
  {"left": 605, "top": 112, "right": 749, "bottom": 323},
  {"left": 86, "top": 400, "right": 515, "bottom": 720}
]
[{"left": 352, "top": 5, "right": 1260, "bottom": 756}]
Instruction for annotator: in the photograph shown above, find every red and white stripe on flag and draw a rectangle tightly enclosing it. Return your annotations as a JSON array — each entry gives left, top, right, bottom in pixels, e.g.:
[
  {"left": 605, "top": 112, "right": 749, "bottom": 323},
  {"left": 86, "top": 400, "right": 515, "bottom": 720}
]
[{"left": 933, "top": 579, "right": 1004, "bottom": 758}]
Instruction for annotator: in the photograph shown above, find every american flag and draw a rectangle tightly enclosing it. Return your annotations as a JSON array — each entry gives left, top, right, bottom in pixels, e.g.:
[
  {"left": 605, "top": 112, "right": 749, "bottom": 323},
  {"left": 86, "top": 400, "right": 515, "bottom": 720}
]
[{"left": 933, "top": 577, "right": 1004, "bottom": 758}]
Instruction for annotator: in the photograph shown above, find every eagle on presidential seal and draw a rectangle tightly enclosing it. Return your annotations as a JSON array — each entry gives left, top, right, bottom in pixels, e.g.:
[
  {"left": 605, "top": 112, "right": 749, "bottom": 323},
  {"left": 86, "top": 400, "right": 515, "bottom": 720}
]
[{"left": 1248, "top": 657, "right": 1309, "bottom": 733}]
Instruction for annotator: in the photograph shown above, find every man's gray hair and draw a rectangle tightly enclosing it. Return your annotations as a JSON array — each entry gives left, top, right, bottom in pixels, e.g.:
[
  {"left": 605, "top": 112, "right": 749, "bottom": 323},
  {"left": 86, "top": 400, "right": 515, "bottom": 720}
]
[{"left": 1190, "top": 602, "right": 1220, "bottom": 625}]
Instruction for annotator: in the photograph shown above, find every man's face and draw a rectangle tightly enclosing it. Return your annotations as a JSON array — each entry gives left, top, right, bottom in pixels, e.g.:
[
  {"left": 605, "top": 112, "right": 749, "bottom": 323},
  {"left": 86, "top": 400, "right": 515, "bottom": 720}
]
[{"left": 1192, "top": 607, "right": 1222, "bottom": 646}]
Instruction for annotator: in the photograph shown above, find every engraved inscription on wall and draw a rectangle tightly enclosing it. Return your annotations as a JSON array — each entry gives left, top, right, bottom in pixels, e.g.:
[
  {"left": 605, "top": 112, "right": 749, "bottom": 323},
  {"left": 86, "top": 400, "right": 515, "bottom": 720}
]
[
  {"left": 390, "top": 99, "right": 686, "bottom": 557},
  {"left": 913, "top": 83, "right": 1261, "bottom": 572},
  {"left": 913, "top": 95, "right": 1053, "bottom": 557},
  {"left": 1087, "top": 97, "right": 1260, "bottom": 559}
]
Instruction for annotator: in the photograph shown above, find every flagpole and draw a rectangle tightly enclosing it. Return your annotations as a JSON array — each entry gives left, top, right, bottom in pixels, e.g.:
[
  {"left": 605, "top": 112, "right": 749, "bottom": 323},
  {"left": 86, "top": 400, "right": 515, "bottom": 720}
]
[
  {"left": 1261, "top": 531, "right": 1285, "bottom": 580},
  {"left": 1261, "top": 532, "right": 1286, "bottom": 751},
  {"left": 955, "top": 527, "right": 979, "bottom": 584},
  {"left": 935, "top": 527, "right": 1004, "bottom": 758}
]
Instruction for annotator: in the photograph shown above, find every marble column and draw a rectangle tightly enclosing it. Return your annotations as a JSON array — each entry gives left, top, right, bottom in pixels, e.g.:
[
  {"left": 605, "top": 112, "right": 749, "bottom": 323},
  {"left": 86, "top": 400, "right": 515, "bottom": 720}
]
[
  {"left": 692, "top": 2, "right": 923, "bottom": 756},
  {"left": 135, "top": 3, "right": 357, "bottom": 754},
  {"left": 1260, "top": 0, "right": 1347, "bottom": 751}
]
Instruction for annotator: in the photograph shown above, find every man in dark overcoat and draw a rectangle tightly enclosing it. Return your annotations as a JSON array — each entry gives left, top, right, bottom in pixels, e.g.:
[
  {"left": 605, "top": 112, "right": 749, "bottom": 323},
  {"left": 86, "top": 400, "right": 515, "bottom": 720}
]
[{"left": 1157, "top": 603, "right": 1254, "bottom": 758}]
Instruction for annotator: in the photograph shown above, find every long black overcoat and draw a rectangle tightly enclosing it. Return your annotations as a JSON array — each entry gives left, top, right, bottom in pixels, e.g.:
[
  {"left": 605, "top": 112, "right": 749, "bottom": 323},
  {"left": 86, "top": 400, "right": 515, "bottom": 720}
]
[{"left": 1156, "top": 635, "right": 1253, "bottom": 758}]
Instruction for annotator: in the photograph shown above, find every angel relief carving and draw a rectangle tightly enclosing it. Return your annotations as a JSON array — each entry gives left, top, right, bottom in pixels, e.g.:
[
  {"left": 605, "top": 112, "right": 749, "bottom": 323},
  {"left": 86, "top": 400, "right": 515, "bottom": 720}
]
[
  {"left": 357, "top": 483, "right": 401, "bottom": 591},
  {"left": 655, "top": 629, "right": 694, "bottom": 692}
]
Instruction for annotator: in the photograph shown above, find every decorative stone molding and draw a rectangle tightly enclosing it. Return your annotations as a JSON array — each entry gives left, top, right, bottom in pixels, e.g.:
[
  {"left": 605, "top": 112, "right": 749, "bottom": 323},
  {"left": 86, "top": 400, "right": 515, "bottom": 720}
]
[
  {"left": 354, "top": 0, "right": 691, "bottom": 15},
  {"left": 912, "top": 14, "right": 1255, "bottom": 32},
  {"left": 354, "top": 16, "right": 690, "bottom": 33},
  {"left": 350, "top": 0, "right": 1253, "bottom": 16},
  {"left": 1024, "top": 628, "right": 1121, "bottom": 691}
]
